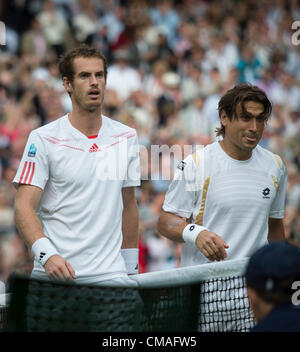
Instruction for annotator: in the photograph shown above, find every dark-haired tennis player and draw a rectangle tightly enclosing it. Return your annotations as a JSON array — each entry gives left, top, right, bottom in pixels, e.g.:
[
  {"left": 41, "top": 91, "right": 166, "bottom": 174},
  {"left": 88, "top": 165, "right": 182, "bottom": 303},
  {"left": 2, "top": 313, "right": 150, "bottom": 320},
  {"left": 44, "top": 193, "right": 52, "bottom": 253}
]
[
  {"left": 158, "top": 83, "right": 287, "bottom": 266},
  {"left": 13, "top": 44, "right": 140, "bottom": 286}
]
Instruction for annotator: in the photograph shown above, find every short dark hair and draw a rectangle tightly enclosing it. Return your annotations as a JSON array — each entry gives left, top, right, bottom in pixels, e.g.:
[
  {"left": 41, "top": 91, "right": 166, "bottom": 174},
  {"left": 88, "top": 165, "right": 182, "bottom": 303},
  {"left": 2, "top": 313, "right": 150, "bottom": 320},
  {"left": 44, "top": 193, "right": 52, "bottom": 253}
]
[
  {"left": 58, "top": 44, "right": 108, "bottom": 83},
  {"left": 215, "top": 83, "right": 272, "bottom": 137}
]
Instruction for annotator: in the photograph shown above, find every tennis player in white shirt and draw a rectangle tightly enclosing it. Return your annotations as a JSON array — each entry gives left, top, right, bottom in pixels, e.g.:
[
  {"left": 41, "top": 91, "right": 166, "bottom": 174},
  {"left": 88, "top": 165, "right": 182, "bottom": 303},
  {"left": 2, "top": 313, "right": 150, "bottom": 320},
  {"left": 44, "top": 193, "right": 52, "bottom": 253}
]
[
  {"left": 158, "top": 83, "right": 287, "bottom": 266},
  {"left": 13, "top": 44, "right": 140, "bottom": 286}
]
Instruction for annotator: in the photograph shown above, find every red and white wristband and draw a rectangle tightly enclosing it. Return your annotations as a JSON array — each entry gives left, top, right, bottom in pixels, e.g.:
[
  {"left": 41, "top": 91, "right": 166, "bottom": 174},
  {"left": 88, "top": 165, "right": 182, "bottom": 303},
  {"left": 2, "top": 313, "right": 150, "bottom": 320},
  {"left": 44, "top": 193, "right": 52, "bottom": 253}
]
[
  {"left": 31, "top": 238, "right": 59, "bottom": 266},
  {"left": 121, "top": 248, "right": 139, "bottom": 275},
  {"left": 182, "top": 224, "right": 208, "bottom": 247}
]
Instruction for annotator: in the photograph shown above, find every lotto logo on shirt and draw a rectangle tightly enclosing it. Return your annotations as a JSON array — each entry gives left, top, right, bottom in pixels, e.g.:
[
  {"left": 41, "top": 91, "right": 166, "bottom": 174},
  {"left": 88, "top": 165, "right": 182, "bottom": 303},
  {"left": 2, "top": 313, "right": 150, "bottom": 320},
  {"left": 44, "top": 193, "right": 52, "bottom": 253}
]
[{"left": 28, "top": 144, "right": 37, "bottom": 157}]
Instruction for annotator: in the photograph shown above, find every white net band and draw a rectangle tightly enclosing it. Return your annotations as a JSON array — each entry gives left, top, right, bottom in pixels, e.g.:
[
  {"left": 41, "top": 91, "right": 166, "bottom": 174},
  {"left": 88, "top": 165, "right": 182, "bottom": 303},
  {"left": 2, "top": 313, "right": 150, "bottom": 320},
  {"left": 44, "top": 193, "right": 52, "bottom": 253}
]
[{"left": 132, "top": 258, "right": 249, "bottom": 287}]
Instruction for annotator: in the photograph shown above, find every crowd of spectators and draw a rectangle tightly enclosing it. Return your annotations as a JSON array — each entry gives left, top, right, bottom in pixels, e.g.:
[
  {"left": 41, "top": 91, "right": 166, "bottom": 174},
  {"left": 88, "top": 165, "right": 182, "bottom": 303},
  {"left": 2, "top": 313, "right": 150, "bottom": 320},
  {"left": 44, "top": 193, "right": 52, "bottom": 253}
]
[{"left": 0, "top": 0, "right": 299, "bottom": 282}]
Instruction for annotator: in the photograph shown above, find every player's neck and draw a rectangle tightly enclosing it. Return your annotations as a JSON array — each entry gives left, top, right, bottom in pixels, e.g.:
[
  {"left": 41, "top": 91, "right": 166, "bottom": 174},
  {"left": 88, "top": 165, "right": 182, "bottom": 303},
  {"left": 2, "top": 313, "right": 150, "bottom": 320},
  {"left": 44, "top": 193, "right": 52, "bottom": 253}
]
[
  {"left": 219, "top": 140, "right": 253, "bottom": 161},
  {"left": 68, "top": 106, "right": 102, "bottom": 137}
]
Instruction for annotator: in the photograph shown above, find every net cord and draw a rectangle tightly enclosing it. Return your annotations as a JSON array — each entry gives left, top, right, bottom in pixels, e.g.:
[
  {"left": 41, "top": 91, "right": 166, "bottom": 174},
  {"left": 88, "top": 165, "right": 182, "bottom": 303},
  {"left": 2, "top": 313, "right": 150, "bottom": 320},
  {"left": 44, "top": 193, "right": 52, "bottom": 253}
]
[{"left": 132, "top": 258, "right": 249, "bottom": 288}]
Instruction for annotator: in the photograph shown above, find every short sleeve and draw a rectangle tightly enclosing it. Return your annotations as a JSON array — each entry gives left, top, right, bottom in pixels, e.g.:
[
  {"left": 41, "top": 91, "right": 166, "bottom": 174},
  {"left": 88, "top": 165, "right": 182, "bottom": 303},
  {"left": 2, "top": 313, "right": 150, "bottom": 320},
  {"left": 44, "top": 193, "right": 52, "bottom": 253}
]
[
  {"left": 122, "top": 132, "right": 141, "bottom": 188},
  {"left": 269, "top": 158, "right": 288, "bottom": 219},
  {"left": 13, "top": 130, "right": 49, "bottom": 190},
  {"left": 162, "top": 155, "right": 198, "bottom": 218}
]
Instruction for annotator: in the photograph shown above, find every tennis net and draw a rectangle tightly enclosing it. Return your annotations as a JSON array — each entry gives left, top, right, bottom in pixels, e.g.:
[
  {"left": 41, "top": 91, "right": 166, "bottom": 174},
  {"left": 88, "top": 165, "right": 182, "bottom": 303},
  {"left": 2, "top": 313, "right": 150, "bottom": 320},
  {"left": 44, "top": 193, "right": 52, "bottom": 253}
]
[
  {"left": 3, "top": 274, "right": 200, "bottom": 332},
  {"left": 2, "top": 258, "right": 255, "bottom": 332},
  {"left": 132, "top": 257, "right": 255, "bottom": 332}
]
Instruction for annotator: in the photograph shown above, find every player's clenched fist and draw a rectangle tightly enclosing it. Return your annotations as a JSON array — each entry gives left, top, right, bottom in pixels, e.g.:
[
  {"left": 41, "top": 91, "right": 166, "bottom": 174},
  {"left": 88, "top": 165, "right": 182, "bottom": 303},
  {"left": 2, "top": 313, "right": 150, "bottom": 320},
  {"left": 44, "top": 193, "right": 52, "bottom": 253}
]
[
  {"left": 195, "top": 230, "right": 229, "bottom": 262},
  {"left": 44, "top": 255, "right": 76, "bottom": 281}
]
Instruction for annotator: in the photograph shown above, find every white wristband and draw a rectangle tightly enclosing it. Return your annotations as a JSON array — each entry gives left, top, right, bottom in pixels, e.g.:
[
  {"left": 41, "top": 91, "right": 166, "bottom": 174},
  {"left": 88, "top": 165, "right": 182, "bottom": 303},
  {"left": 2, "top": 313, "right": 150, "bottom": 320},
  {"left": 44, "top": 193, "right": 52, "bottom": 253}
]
[
  {"left": 31, "top": 237, "right": 59, "bottom": 266},
  {"left": 121, "top": 248, "right": 139, "bottom": 274},
  {"left": 182, "top": 224, "right": 208, "bottom": 246}
]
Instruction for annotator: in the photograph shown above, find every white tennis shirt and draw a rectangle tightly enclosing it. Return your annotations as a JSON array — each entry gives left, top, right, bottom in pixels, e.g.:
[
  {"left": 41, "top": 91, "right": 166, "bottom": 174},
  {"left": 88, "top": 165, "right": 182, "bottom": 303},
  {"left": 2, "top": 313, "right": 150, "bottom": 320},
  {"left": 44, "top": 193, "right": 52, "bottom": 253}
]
[
  {"left": 163, "top": 142, "right": 287, "bottom": 267},
  {"left": 13, "top": 114, "right": 141, "bottom": 284}
]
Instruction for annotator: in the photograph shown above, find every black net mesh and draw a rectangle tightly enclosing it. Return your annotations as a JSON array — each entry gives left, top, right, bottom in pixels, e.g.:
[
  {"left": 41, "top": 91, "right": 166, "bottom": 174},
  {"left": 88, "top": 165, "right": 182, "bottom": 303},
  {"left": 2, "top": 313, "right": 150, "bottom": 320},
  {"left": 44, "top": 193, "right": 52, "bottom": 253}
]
[
  {"left": 140, "top": 283, "right": 200, "bottom": 332},
  {"left": 4, "top": 276, "right": 144, "bottom": 332},
  {"left": 3, "top": 273, "right": 255, "bottom": 332}
]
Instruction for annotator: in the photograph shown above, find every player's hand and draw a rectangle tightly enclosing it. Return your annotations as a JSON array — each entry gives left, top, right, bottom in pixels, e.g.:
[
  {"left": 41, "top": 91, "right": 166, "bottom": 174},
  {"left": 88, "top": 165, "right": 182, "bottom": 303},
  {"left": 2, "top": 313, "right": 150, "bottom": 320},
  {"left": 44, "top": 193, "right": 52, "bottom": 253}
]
[
  {"left": 44, "top": 255, "right": 76, "bottom": 281},
  {"left": 195, "top": 230, "right": 229, "bottom": 262}
]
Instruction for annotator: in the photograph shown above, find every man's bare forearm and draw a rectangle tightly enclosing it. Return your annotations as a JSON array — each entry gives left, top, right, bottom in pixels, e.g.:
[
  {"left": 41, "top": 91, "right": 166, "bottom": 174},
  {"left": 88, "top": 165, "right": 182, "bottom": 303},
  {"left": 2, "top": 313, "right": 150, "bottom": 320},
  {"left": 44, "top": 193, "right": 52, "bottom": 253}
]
[
  {"left": 14, "top": 187, "right": 45, "bottom": 247},
  {"left": 268, "top": 218, "right": 285, "bottom": 242},
  {"left": 158, "top": 210, "right": 228, "bottom": 261},
  {"left": 157, "top": 210, "right": 188, "bottom": 243},
  {"left": 122, "top": 204, "right": 139, "bottom": 248},
  {"left": 14, "top": 185, "right": 76, "bottom": 280},
  {"left": 121, "top": 187, "right": 139, "bottom": 248}
]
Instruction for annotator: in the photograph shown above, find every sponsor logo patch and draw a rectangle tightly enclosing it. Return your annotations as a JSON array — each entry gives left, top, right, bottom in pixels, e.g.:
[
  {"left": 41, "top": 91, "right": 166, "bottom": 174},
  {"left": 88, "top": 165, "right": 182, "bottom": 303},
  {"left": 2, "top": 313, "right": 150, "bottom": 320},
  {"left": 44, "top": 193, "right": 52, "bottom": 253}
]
[
  {"left": 262, "top": 187, "right": 271, "bottom": 199},
  {"left": 28, "top": 143, "right": 37, "bottom": 157}
]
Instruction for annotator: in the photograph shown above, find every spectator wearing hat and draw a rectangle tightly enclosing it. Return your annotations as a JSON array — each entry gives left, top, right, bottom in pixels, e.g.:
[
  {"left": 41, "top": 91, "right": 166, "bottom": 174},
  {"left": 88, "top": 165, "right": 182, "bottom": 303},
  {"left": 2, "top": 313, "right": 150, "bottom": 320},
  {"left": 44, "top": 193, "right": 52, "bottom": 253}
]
[{"left": 245, "top": 241, "right": 300, "bottom": 332}]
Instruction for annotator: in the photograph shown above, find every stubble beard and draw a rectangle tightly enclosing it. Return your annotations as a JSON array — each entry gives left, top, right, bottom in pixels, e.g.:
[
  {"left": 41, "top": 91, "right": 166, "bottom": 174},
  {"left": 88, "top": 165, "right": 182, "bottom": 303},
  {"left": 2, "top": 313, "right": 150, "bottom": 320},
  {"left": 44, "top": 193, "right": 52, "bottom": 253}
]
[{"left": 74, "top": 93, "right": 103, "bottom": 113}]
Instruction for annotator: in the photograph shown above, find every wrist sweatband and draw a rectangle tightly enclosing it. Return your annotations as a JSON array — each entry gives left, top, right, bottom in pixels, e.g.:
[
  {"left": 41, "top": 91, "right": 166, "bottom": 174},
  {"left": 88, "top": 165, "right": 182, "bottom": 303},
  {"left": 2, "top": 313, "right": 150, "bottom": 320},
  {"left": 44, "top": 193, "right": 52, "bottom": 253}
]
[
  {"left": 31, "top": 237, "right": 59, "bottom": 266},
  {"left": 121, "top": 248, "right": 139, "bottom": 274},
  {"left": 182, "top": 224, "right": 208, "bottom": 246}
]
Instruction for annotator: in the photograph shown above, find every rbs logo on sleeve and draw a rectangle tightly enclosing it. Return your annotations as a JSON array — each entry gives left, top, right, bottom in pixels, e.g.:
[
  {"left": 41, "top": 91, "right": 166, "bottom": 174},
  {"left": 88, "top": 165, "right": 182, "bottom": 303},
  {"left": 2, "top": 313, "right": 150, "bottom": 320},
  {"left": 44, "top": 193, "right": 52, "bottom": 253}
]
[{"left": 28, "top": 144, "right": 37, "bottom": 157}]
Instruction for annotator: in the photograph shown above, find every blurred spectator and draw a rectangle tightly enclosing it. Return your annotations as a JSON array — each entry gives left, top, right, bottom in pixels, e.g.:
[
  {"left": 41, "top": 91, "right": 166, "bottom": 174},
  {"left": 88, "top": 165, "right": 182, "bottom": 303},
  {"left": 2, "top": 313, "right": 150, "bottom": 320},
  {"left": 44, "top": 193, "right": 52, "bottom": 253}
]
[
  {"left": 179, "top": 94, "right": 213, "bottom": 144},
  {"left": 201, "top": 85, "right": 225, "bottom": 138},
  {"left": 149, "top": 0, "right": 180, "bottom": 49},
  {"left": 284, "top": 108, "right": 300, "bottom": 139},
  {"left": 285, "top": 45, "right": 300, "bottom": 81},
  {"left": 106, "top": 48, "right": 142, "bottom": 101},
  {"left": 92, "top": 23, "right": 110, "bottom": 58},
  {"left": 180, "top": 61, "right": 203, "bottom": 103},
  {"left": 236, "top": 43, "right": 263, "bottom": 83},
  {"left": 37, "top": 0, "right": 71, "bottom": 57},
  {"left": 0, "top": 0, "right": 300, "bottom": 277},
  {"left": 254, "top": 68, "right": 276, "bottom": 97},
  {"left": 203, "top": 33, "right": 239, "bottom": 82},
  {"left": 144, "top": 59, "right": 169, "bottom": 101},
  {"left": 284, "top": 161, "right": 300, "bottom": 243},
  {"left": 71, "top": 0, "right": 98, "bottom": 44},
  {"left": 98, "top": 3, "right": 125, "bottom": 46},
  {"left": 174, "top": 21, "right": 197, "bottom": 60},
  {"left": 153, "top": 32, "right": 177, "bottom": 71},
  {"left": 124, "top": 90, "right": 155, "bottom": 144},
  {"left": 138, "top": 189, "right": 179, "bottom": 271},
  {"left": 156, "top": 71, "right": 183, "bottom": 127},
  {"left": 0, "top": 181, "right": 31, "bottom": 282},
  {"left": 269, "top": 70, "right": 300, "bottom": 112},
  {"left": 128, "top": 24, "right": 153, "bottom": 70},
  {"left": 20, "top": 18, "right": 49, "bottom": 60}
]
